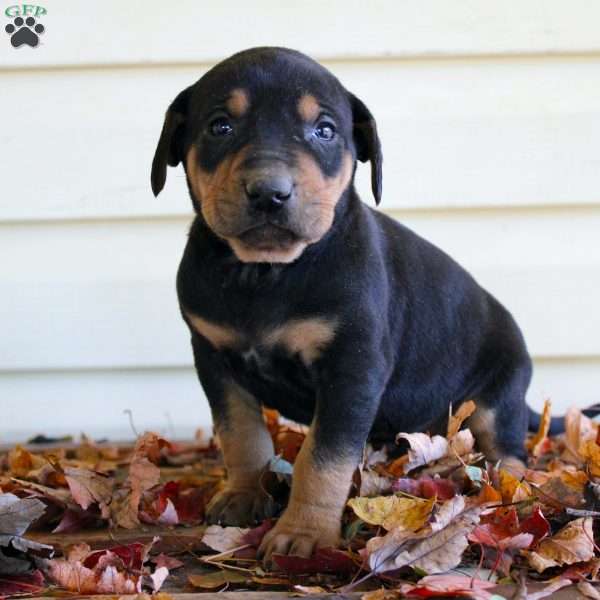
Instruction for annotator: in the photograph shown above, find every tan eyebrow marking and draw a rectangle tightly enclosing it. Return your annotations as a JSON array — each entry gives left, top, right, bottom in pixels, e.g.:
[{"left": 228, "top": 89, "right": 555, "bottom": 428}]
[
  {"left": 226, "top": 88, "right": 250, "bottom": 118},
  {"left": 297, "top": 93, "right": 320, "bottom": 122}
]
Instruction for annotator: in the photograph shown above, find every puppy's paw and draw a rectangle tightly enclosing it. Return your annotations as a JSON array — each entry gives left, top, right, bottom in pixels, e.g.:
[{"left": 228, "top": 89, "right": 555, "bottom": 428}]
[
  {"left": 206, "top": 486, "right": 277, "bottom": 527},
  {"left": 257, "top": 514, "right": 340, "bottom": 568}
]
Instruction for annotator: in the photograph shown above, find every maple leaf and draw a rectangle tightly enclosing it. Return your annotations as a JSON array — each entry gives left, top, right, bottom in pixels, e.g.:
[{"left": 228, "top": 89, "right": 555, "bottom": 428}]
[
  {"left": 348, "top": 495, "right": 434, "bottom": 532},
  {"left": 527, "top": 517, "right": 595, "bottom": 572},
  {"left": 580, "top": 440, "right": 600, "bottom": 479},
  {"left": 526, "top": 399, "right": 552, "bottom": 458},
  {"left": 400, "top": 574, "right": 497, "bottom": 599},
  {"left": 396, "top": 432, "right": 449, "bottom": 474},
  {"left": 7, "top": 447, "right": 46, "bottom": 479},
  {"left": 367, "top": 495, "right": 481, "bottom": 574},
  {"left": 562, "top": 406, "right": 597, "bottom": 463}
]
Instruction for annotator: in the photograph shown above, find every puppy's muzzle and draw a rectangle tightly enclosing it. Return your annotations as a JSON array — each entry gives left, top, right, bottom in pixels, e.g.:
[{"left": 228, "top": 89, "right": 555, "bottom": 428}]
[{"left": 244, "top": 172, "right": 294, "bottom": 214}]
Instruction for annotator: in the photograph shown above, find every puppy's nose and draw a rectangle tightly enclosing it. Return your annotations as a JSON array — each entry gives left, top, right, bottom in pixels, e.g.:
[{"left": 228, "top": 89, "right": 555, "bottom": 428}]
[{"left": 245, "top": 175, "right": 293, "bottom": 212}]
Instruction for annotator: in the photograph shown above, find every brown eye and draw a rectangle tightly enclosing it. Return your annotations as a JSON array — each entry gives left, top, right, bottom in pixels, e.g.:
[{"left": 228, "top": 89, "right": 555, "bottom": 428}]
[
  {"left": 314, "top": 121, "right": 336, "bottom": 141},
  {"left": 209, "top": 117, "right": 233, "bottom": 137}
]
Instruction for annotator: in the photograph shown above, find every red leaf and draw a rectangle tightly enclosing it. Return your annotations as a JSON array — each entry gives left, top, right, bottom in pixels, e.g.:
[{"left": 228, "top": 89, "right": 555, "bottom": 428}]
[
  {"left": 0, "top": 570, "right": 45, "bottom": 598},
  {"left": 272, "top": 548, "right": 355, "bottom": 574},
  {"left": 241, "top": 519, "right": 275, "bottom": 548},
  {"left": 393, "top": 476, "right": 457, "bottom": 500},
  {"left": 520, "top": 506, "right": 551, "bottom": 547}
]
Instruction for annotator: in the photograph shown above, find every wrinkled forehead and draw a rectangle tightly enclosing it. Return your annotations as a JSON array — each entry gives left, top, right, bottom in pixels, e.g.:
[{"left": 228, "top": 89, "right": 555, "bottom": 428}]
[{"left": 190, "top": 50, "right": 351, "bottom": 121}]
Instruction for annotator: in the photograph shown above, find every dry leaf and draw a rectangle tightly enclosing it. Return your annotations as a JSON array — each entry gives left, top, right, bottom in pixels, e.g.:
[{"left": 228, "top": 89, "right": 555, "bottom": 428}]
[
  {"left": 400, "top": 574, "right": 497, "bottom": 599},
  {"left": 563, "top": 406, "right": 597, "bottom": 463},
  {"left": 64, "top": 467, "right": 113, "bottom": 518},
  {"left": 527, "top": 517, "right": 594, "bottom": 572},
  {"left": 367, "top": 495, "right": 481, "bottom": 574},
  {"left": 579, "top": 581, "right": 600, "bottom": 600},
  {"left": 449, "top": 429, "right": 475, "bottom": 456},
  {"left": 447, "top": 400, "right": 477, "bottom": 438},
  {"left": 201, "top": 525, "right": 249, "bottom": 553},
  {"left": 396, "top": 432, "right": 449, "bottom": 473},
  {"left": 526, "top": 399, "right": 552, "bottom": 457},
  {"left": 348, "top": 495, "right": 434, "bottom": 532}
]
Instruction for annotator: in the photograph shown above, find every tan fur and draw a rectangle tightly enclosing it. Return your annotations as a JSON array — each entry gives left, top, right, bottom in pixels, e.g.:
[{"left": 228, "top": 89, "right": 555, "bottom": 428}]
[
  {"left": 259, "top": 427, "right": 357, "bottom": 557},
  {"left": 467, "top": 406, "right": 500, "bottom": 461},
  {"left": 297, "top": 94, "right": 320, "bottom": 122},
  {"left": 294, "top": 151, "right": 353, "bottom": 243},
  {"left": 228, "top": 237, "right": 308, "bottom": 264},
  {"left": 226, "top": 88, "right": 250, "bottom": 118},
  {"left": 184, "top": 311, "right": 242, "bottom": 350},
  {"left": 217, "top": 380, "right": 275, "bottom": 487},
  {"left": 265, "top": 317, "right": 337, "bottom": 365},
  {"left": 466, "top": 406, "right": 526, "bottom": 476},
  {"left": 186, "top": 145, "right": 249, "bottom": 235}
]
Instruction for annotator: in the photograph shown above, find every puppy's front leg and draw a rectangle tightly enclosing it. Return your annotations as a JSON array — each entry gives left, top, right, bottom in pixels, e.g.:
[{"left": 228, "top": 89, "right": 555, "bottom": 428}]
[
  {"left": 258, "top": 364, "right": 385, "bottom": 563},
  {"left": 191, "top": 334, "right": 276, "bottom": 526},
  {"left": 206, "top": 379, "right": 277, "bottom": 526}
]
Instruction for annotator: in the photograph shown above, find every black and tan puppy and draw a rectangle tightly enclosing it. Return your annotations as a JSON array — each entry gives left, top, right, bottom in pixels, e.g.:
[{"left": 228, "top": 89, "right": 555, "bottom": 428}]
[{"left": 151, "top": 47, "right": 535, "bottom": 562}]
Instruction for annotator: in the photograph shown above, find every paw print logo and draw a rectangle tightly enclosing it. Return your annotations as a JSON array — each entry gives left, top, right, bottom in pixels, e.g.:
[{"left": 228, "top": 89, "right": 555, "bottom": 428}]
[{"left": 5, "top": 16, "right": 45, "bottom": 48}]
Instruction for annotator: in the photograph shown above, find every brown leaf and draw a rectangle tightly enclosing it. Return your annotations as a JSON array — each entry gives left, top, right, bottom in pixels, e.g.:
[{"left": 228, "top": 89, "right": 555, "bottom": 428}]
[
  {"left": 201, "top": 525, "right": 249, "bottom": 553},
  {"left": 188, "top": 570, "right": 247, "bottom": 589},
  {"left": 526, "top": 399, "right": 552, "bottom": 457},
  {"left": 400, "top": 574, "right": 497, "bottom": 599},
  {"left": 579, "top": 581, "right": 600, "bottom": 600},
  {"left": 367, "top": 495, "right": 481, "bottom": 574},
  {"left": 64, "top": 467, "right": 113, "bottom": 518},
  {"left": 527, "top": 517, "right": 594, "bottom": 572},
  {"left": 447, "top": 400, "right": 477, "bottom": 438}
]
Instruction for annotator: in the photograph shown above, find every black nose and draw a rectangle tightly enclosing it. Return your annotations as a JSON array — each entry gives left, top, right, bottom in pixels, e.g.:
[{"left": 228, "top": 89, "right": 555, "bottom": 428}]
[{"left": 245, "top": 175, "right": 293, "bottom": 212}]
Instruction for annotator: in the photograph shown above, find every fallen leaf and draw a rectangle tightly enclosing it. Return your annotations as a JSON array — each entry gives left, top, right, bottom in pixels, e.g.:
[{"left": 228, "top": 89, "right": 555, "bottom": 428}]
[
  {"left": 527, "top": 517, "right": 594, "bottom": 572},
  {"left": 449, "top": 429, "right": 476, "bottom": 456},
  {"left": 64, "top": 467, "right": 113, "bottom": 518},
  {"left": 201, "top": 525, "right": 249, "bottom": 553},
  {"left": 563, "top": 406, "right": 597, "bottom": 463},
  {"left": 526, "top": 399, "right": 552, "bottom": 457},
  {"left": 396, "top": 432, "right": 449, "bottom": 474},
  {"left": 400, "top": 574, "right": 497, "bottom": 599},
  {"left": 151, "top": 554, "right": 184, "bottom": 570},
  {"left": 447, "top": 400, "right": 477, "bottom": 438},
  {"left": 273, "top": 548, "right": 356, "bottom": 574},
  {"left": 393, "top": 476, "right": 457, "bottom": 500},
  {"left": 188, "top": 570, "right": 248, "bottom": 589},
  {"left": 367, "top": 495, "right": 481, "bottom": 574},
  {"left": 523, "top": 577, "right": 572, "bottom": 600},
  {"left": 348, "top": 495, "right": 434, "bottom": 531},
  {"left": 579, "top": 581, "right": 600, "bottom": 600},
  {"left": 519, "top": 506, "right": 551, "bottom": 547},
  {"left": 581, "top": 440, "right": 600, "bottom": 479},
  {"left": 0, "top": 570, "right": 45, "bottom": 597}
]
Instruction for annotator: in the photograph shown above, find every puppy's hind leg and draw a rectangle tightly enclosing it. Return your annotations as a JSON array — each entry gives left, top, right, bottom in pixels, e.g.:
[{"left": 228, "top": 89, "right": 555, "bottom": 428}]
[{"left": 467, "top": 358, "right": 532, "bottom": 475}]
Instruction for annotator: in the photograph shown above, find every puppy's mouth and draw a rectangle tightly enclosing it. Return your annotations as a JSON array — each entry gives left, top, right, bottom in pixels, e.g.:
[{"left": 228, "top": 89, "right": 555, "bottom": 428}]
[{"left": 236, "top": 223, "right": 301, "bottom": 250}]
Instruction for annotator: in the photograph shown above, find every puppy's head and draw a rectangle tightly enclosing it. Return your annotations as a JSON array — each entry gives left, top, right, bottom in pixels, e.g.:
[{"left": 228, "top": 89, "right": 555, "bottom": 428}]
[{"left": 151, "top": 47, "right": 382, "bottom": 263}]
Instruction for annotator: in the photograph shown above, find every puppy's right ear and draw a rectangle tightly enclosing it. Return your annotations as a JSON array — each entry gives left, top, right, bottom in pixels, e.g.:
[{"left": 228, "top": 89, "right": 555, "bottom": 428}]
[{"left": 151, "top": 86, "right": 192, "bottom": 197}]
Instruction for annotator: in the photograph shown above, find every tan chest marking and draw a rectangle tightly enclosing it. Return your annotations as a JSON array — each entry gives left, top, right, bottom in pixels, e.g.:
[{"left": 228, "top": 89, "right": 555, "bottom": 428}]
[
  {"left": 265, "top": 317, "right": 337, "bottom": 365},
  {"left": 185, "top": 311, "right": 242, "bottom": 350}
]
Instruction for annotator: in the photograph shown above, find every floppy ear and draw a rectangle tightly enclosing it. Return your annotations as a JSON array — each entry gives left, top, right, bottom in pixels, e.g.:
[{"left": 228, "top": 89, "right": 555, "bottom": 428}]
[
  {"left": 348, "top": 92, "right": 383, "bottom": 204},
  {"left": 151, "top": 86, "right": 192, "bottom": 197}
]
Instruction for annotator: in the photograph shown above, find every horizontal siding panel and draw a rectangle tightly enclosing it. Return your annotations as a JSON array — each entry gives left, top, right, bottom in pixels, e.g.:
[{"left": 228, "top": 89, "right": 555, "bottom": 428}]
[
  {"left": 1, "top": 207, "right": 599, "bottom": 371},
  {"left": 1, "top": 358, "right": 598, "bottom": 443},
  {"left": 2, "top": 57, "right": 600, "bottom": 223},
  {"left": 1, "top": 0, "right": 600, "bottom": 69}
]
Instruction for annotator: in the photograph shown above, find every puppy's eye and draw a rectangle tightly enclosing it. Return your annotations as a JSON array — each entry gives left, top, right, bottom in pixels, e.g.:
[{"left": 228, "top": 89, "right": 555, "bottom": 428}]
[
  {"left": 209, "top": 117, "right": 233, "bottom": 137},
  {"left": 314, "top": 121, "right": 336, "bottom": 141}
]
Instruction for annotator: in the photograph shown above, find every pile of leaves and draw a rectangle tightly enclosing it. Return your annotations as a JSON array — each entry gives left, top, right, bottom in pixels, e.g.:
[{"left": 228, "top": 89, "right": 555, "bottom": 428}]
[{"left": 2, "top": 401, "right": 600, "bottom": 599}]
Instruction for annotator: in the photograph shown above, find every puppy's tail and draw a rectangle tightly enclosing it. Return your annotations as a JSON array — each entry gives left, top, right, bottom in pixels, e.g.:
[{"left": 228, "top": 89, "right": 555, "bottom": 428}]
[{"left": 527, "top": 404, "right": 600, "bottom": 435}]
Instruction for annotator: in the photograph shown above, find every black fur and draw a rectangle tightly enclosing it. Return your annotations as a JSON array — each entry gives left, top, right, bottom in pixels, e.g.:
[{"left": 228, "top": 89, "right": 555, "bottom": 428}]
[{"left": 153, "top": 47, "right": 537, "bottom": 477}]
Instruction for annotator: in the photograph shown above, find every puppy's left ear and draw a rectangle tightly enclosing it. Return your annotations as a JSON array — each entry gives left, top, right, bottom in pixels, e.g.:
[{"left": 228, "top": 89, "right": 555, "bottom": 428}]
[
  {"left": 348, "top": 92, "right": 383, "bottom": 204},
  {"left": 151, "top": 86, "right": 192, "bottom": 197}
]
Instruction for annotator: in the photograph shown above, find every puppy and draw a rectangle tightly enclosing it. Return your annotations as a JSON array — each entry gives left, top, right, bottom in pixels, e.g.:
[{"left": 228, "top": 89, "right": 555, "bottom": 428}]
[{"left": 151, "top": 47, "right": 535, "bottom": 563}]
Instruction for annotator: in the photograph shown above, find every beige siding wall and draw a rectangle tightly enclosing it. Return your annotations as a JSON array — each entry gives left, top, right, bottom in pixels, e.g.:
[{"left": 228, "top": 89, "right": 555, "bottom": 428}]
[{"left": 1, "top": 1, "right": 599, "bottom": 441}]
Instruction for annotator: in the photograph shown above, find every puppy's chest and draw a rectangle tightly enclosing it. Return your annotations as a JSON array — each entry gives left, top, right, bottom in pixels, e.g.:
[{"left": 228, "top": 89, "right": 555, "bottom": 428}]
[{"left": 185, "top": 311, "right": 337, "bottom": 375}]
